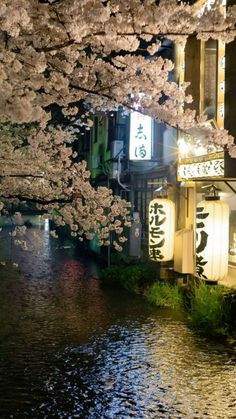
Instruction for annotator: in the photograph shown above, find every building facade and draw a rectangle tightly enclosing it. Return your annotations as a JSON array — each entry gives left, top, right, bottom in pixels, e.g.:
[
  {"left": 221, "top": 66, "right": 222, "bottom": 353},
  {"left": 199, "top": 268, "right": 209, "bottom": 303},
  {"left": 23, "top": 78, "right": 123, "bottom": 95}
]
[
  {"left": 175, "top": 2, "right": 236, "bottom": 287},
  {"left": 79, "top": 0, "right": 236, "bottom": 287}
]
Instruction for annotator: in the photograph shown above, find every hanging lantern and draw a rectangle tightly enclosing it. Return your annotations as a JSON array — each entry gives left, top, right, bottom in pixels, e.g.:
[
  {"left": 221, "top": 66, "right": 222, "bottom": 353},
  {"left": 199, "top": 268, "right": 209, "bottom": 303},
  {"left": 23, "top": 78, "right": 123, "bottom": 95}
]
[
  {"left": 196, "top": 188, "right": 229, "bottom": 281},
  {"left": 149, "top": 198, "right": 175, "bottom": 262}
]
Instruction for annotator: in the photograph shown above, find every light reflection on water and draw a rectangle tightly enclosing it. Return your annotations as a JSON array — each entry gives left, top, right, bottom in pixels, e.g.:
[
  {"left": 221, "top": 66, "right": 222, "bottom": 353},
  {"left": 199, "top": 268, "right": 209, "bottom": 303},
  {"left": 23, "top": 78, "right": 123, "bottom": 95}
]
[{"left": 0, "top": 216, "right": 236, "bottom": 418}]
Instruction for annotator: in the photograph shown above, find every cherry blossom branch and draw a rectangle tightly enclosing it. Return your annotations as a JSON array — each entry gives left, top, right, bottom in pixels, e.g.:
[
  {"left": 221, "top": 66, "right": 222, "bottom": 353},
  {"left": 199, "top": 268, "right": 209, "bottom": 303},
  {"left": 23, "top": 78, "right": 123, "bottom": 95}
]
[
  {"left": 33, "top": 27, "right": 236, "bottom": 54},
  {"left": 0, "top": 174, "right": 44, "bottom": 178},
  {"left": 68, "top": 81, "right": 178, "bottom": 130},
  {"left": 0, "top": 195, "right": 73, "bottom": 204}
]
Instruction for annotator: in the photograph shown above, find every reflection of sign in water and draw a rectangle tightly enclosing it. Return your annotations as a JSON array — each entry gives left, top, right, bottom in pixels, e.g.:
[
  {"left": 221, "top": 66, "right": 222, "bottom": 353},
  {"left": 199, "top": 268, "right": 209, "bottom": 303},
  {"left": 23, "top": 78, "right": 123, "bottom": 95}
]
[
  {"left": 129, "top": 112, "right": 152, "bottom": 160},
  {"left": 178, "top": 157, "right": 224, "bottom": 180}
]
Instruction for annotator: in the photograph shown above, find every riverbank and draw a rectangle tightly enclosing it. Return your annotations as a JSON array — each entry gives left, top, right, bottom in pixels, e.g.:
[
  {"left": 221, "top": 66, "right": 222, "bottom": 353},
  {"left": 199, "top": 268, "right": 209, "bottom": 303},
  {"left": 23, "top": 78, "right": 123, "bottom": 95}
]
[{"left": 100, "top": 261, "right": 236, "bottom": 339}]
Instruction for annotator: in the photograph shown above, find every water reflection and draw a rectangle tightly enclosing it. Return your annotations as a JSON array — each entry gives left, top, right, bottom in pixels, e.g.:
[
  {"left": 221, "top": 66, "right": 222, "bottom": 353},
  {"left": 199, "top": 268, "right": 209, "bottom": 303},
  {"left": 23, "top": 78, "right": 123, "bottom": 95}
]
[{"left": 0, "top": 216, "right": 236, "bottom": 418}]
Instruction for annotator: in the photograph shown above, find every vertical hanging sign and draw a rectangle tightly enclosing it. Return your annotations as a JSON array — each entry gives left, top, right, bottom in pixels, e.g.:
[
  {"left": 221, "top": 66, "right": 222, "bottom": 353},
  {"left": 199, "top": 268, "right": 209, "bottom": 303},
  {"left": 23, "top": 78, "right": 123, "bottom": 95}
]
[
  {"left": 196, "top": 197, "right": 229, "bottom": 281},
  {"left": 149, "top": 198, "right": 175, "bottom": 262},
  {"left": 129, "top": 111, "right": 152, "bottom": 160}
]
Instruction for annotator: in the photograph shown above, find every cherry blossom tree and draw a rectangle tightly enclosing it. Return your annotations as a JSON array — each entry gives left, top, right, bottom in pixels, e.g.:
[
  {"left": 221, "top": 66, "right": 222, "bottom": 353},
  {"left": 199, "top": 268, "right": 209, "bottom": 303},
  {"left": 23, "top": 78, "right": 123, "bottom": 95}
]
[
  {"left": 0, "top": 0, "right": 236, "bottom": 248},
  {"left": 0, "top": 120, "right": 130, "bottom": 250},
  {"left": 0, "top": 0, "right": 235, "bottom": 127}
]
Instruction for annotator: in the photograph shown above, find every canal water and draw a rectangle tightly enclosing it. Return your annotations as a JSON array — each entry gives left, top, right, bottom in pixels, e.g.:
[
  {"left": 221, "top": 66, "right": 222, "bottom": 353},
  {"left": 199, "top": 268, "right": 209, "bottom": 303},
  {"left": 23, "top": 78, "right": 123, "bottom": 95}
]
[{"left": 0, "top": 216, "right": 236, "bottom": 418}]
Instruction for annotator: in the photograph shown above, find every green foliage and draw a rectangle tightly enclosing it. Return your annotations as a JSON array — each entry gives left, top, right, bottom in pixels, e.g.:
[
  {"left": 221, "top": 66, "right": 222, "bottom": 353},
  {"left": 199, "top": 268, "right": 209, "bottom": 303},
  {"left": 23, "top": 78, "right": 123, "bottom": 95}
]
[
  {"left": 189, "top": 281, "right": 229, "bottom": 337},
  {"left": 110, "top": 250, "right": 134, "bottom": 266},
  {"left": 100, "top": 262, "right": 159, "bottom": 292},
  {"left": 100, "top": 263, "right": 235, "bottom": 338},
  {"left": 144, "top": 281, "right": 183, "bottom": 310}
]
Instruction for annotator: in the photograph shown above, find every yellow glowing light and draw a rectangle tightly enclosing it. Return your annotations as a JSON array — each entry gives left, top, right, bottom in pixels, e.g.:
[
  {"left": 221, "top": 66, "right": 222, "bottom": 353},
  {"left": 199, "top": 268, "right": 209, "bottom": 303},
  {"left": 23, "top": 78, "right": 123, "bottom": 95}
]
[
  {"left": 178, "top": 138, "right": 191, "bottom": 158},
  {"left": 193, "top": 146, "right": 207, "bottom": 157}
]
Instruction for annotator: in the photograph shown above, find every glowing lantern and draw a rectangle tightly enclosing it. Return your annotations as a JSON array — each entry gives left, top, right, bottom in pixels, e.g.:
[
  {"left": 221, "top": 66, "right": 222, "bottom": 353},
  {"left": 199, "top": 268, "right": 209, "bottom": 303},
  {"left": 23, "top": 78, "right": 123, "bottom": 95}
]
[
  {"left": 196, "top": 193, "right": 229, "bottom": 281},
  {"left": 149, "top": 198, "right": 175, "bottom": 262}
]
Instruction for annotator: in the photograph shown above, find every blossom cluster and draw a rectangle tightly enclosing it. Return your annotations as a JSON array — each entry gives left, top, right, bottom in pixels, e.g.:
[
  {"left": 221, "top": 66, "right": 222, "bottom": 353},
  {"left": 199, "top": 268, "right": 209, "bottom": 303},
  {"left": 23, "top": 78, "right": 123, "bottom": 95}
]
[
  {"left": 0, "top": 123, "right": 131, "bottom": 247},
  {"left": 0, "top": 0, "right": 235, "bottom": 133}
]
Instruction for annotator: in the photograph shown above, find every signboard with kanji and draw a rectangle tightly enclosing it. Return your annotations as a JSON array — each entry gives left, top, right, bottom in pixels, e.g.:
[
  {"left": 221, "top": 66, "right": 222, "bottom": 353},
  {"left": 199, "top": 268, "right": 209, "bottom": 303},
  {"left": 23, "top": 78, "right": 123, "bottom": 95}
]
[
  {"left": 129, "top": 111, "right": 152, "bottom": 160},
  {"left": 149, "top": 198, "right": 175, "bottom": 262}
]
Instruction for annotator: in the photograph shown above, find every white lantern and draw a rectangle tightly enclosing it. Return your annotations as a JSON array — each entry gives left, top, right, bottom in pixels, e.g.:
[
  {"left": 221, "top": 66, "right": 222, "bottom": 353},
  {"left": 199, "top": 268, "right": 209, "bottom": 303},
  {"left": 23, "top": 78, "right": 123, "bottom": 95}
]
[
  {"left": 196, "top": 197, "right": 229, "bottom": 281},
  {"left": 149, "top": 198, "right": 175, "bottom": 262}
]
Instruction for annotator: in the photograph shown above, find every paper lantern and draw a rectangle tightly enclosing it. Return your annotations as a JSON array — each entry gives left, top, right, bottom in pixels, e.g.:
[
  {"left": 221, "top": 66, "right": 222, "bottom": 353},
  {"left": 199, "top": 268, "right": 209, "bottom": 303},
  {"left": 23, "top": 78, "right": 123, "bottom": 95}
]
[
  {"left": 149, "top": 198, "right": 175, "bottom": 262},
  {"left": 196, "top": 197, "right": 229, "bottom": 281}
]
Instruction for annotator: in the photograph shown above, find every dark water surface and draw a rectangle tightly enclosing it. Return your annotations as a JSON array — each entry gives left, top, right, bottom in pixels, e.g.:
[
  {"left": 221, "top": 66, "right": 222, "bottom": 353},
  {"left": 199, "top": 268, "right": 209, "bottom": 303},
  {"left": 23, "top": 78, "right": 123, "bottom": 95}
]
[{"left": 0, "top": 217, "right": 236, "bottom": 418}]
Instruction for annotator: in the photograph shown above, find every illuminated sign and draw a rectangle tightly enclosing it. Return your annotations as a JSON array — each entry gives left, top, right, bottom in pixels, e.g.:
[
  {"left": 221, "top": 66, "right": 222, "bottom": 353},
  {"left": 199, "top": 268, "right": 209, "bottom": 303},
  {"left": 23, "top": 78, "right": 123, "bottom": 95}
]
[
  {"left": 129, "top": 111, "right": 152, "bottom": 160},
  {"left": 178, "top": 156, "right": 224, "bottom": 180},
  {"left": 196, "top": 197, "right": 229, "bottom": 281},
  {"left": 177, "top": 129, "right": 224, "bottom": 180},
  {"left": 149, "top": 198, "right": 175, "bottom": 262}
]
